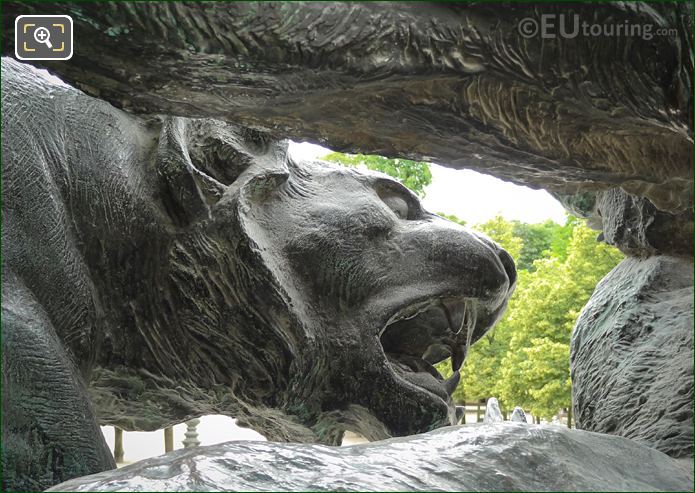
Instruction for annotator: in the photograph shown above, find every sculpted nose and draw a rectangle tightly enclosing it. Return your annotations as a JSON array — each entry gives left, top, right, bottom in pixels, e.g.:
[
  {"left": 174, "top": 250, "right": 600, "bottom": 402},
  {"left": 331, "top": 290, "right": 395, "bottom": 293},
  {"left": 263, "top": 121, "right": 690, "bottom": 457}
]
[
  {"left": 471, "top": 231, "right": 517, "bottom": 293},
  {"left": 497, "top": 248, "right": 517, "bottom": 290}
]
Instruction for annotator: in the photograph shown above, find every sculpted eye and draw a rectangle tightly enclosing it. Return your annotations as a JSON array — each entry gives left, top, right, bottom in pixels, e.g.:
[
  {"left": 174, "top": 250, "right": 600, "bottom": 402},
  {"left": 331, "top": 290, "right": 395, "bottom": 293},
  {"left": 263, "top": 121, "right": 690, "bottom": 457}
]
[
  {"left": 374, "top": 178, "right": 423, "bottom": 220},
  {"left": 381, "top": 194, "right": 411, "bottom": 220}
]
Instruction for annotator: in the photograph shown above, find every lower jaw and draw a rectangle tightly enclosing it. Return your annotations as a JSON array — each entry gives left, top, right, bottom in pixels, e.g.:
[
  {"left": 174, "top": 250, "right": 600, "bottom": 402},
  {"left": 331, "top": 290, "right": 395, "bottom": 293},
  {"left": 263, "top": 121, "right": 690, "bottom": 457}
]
[
  {"left": 360, "top": 373, "right": 454, "bottom": 437},
  {"left": 391, "top": 365, "right": 450, "bottom": 402}
]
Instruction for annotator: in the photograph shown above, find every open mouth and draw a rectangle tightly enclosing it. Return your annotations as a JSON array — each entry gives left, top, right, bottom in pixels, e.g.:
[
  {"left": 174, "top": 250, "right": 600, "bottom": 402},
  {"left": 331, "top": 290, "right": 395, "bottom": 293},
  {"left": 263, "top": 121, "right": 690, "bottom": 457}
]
[{"left": 379, "top": 297, "right": 481, "bottom": 403}]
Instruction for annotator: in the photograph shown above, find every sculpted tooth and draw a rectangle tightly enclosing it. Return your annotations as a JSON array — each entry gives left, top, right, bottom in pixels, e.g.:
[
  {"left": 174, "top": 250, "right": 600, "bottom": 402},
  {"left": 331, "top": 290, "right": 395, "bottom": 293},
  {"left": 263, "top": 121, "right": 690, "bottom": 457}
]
[
  {"left": 451, "top": 345, "right": 465, "bottom": 372},
  {"left": 443, "top": 370, "right": 460, "bottom": 395},
  {"left": 450, "top": 301, "right": 477, "bottom": 373},
  {"left": 463, "top": 300, "right": 477, "bottom": 355},
  {"left": 441, "top": 300, "right": 465, "bottom": 335}
]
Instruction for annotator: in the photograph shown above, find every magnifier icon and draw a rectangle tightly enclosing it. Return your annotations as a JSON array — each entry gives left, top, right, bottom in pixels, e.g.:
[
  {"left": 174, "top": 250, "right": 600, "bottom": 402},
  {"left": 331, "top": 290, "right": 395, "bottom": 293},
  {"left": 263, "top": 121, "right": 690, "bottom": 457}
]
[{"left": 33, "top": 27, "right": 53, "bottom": 49}]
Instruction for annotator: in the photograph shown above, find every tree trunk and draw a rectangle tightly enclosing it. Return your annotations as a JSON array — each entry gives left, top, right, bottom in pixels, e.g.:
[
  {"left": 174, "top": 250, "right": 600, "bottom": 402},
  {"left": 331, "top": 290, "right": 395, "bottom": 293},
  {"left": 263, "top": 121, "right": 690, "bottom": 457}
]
[
  {"left": 567, "top": 406, "right": 573, "bottom": 429},
  {"left": 164, "top": 427, "right": 174, "bottom": 453},
  {"left": 460, "top": 387, "right": 466, "bottom": 424},
  {"left": 113, "top": 427, "right": 124, "bottom": 463}
]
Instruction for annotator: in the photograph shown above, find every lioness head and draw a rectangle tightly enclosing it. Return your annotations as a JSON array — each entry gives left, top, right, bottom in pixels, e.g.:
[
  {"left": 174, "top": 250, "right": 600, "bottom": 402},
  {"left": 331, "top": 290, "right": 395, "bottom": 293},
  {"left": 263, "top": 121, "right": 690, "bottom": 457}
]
[
  {"left": 142, "top": 118, "right": 516, "bottom": 443},
  {"left": 4, "top": 58, "right": 514, "bottom": 455}
]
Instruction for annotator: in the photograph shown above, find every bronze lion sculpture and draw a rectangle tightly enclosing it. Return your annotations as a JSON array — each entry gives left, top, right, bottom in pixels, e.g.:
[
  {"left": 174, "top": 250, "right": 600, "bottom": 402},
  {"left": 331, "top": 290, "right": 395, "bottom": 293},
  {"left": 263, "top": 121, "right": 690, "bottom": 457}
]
[{"left": 2, "top": 57, "right": 515, "bottom": 491}]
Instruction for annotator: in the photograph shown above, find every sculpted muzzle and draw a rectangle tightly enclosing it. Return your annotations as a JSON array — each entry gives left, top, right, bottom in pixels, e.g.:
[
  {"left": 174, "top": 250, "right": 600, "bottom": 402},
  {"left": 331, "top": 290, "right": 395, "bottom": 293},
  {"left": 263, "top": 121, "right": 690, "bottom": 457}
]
[{"left": 374, "top": 220, "right": 516, "bottom": 424}]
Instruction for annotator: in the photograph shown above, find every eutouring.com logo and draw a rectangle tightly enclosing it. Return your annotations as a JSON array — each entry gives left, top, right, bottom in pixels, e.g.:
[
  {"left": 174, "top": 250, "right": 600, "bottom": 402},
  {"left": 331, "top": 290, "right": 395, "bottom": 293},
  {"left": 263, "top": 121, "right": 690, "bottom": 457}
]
[{"left": 517, "top": 14, "right": 678, "bottom": 41}]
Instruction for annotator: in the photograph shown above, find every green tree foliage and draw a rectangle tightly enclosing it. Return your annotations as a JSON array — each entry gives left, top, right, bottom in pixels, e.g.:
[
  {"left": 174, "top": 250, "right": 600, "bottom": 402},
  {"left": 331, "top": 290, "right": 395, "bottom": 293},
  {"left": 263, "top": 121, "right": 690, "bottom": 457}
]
[
  {"left": 495, "top": 222, "right": 622, "bottom": 419},
  {"left": 511, "top": 215, "right": 579, "bottom": 270},
  {"left": 511, "top": 221, "right": 556, "bottom": 270},
  {"left": 436, "top": 212, "right": 466, "bottom": 226},
  {"left": 436, "top": 217, "right": 622, "bottom": 424},
  {"left": 322, "top": 152, "right": 432, "bottom": 197},
  {"left": 476, "top": 216, "right": 523, "bottom": 261}
]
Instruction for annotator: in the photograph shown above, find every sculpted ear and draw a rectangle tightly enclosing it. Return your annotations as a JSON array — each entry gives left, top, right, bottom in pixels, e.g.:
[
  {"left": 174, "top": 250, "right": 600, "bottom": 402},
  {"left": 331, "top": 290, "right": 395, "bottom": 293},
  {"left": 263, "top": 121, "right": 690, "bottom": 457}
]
[
  {"left": 185, "top": 119, "right": 273, "bottom": 186},
  {"left": 186, "top": 118, "right": 290, "bottom": 202},
  {"left": 155, "top": 117, "right": 223, "bottom": 226},
  {"left": 155, "top": 117, "right": 287, "bottom": 226}
]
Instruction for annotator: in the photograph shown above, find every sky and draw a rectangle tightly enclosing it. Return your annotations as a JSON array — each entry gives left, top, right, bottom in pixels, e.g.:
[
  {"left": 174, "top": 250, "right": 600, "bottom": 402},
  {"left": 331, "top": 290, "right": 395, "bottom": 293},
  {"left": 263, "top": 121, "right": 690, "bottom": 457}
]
[{"left": 288, "top": 142, "right": 567, "bottom": 225}]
